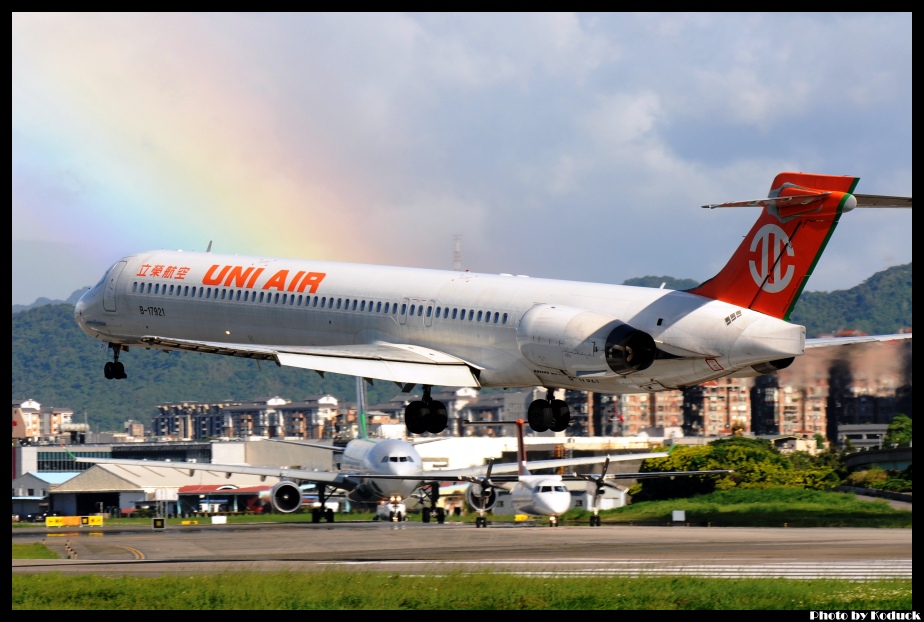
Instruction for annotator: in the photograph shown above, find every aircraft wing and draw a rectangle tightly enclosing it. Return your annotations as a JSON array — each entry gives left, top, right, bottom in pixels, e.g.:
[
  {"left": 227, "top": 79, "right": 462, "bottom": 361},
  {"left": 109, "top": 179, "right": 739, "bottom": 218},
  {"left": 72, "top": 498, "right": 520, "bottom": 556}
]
[
  {"left": 563, "top": 469, "right": 732, "bottom": 481},
  {"left": 139, "top": 336, "right": 482, "bottom": 388},
  {"left": 75, "top": 457, "right": 361, "bottom": 491},
  {"left": 367, "top": 452, "right": 670, "bottom": 481},
  {"left": 806, "top": 333, "right": 911, "bottom": 349}
]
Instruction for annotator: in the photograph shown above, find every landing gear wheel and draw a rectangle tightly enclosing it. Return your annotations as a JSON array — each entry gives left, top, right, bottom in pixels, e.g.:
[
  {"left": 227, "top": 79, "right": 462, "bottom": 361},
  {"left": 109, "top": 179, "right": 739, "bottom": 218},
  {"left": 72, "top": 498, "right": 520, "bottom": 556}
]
[
  {"left": 405, "top": 401, "right": 430, "bottom": 435},
  {"left": 590, "top": 515, "right": 601, "bottom": 527},
  {"left": 527, "top": 400, "right": 552, "bottom": 432},
  {"left": 114, "top": 361, "right": 126, "bottom": 379},
  {"left": 549, "top": 399, "right": 570, "bottom": 432},
  {"left": 104, "top": 362, "right": 114, "bottom": 379},
  {"left": 312, "top": 508, "right": 321, "bottom": 523},
  {"left": 436, "top": 507, "right": 445, "bottom": 524},
  {"left": 475, "top": 516, "right": 487, "bottom": 528},
  {"left": 422, "top": 507, "right": 431, "bottom": 523},
  {"left": 425, "top": 401, "right": 448, "bottom": 433},
  {"left": 325, "top": 508, "right": 334, "bottom": 522}
]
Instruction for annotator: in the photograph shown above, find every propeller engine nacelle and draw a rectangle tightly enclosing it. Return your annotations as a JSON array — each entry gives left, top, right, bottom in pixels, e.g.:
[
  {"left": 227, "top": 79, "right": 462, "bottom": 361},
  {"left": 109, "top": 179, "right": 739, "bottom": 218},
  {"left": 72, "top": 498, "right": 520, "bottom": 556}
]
[
  {"left": 517, "top": 304, "right": 656, "bottom": 377},
  {"left": 465, "top": 482, "right": 498, "bottom": 513},
  {"left": 270, "top": 481, "right": 303, "bottom": 513}
]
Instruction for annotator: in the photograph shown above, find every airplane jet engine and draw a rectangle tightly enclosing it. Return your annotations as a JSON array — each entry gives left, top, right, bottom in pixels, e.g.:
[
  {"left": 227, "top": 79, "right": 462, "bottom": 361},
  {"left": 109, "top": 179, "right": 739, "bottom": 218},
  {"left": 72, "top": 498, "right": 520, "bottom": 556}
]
[
  {"left": 270, "top": 481, "right": 303, "bottom": 513},
  {"left": 465, "top": 482, "right": 498, "bottom": 513},
  {"left": 517, "top": 304, "right": 656, "bottom": 377}
]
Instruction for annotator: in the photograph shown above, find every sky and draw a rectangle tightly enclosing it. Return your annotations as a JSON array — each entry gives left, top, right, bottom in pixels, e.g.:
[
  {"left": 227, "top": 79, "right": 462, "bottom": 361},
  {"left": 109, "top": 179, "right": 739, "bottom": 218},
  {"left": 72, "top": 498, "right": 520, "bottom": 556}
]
[{"left": 12, "top": 13, "right": 912, "bottom": 306}]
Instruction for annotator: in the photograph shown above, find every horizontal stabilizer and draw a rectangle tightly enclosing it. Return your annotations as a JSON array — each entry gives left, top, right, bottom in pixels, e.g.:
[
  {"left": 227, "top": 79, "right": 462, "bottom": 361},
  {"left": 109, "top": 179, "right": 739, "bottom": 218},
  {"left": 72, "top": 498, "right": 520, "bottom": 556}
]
[
  {"left": 853, "top": 194, "right": 912, "bottom": 208},
  {"left": 702, "top": 192, "right": 829, "bottom": 209},
  {"left": 806, "top": 333, "right": 912, "bottom": 349}
]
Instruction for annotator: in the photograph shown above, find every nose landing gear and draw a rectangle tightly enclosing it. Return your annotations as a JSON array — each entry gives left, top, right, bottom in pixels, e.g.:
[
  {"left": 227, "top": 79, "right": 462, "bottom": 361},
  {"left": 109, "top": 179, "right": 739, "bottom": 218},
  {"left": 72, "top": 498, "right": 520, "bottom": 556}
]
[{"left": 103, "top": 343, "right": 128, "bottom": 380}]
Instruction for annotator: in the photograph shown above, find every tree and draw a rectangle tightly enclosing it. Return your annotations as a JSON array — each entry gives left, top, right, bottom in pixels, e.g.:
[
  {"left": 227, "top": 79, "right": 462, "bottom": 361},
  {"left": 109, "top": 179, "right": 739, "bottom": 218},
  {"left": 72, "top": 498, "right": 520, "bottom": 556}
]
[
  {"left": 884, "top": 414, "right": 912, "bottom": 447},
  {"left": 630, "top": 436, "right": 840, "bottom": 501}
]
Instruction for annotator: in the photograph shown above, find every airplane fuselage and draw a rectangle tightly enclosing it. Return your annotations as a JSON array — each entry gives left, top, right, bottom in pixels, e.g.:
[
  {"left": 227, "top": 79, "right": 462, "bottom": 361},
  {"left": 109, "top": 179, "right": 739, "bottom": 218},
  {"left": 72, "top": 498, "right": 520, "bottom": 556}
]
[
  {"left": 75, "top": 249, "right": 805, "bottom": 393},
  {"left": 508, "top": 474, "right": 572, "bottom": 518},
  {"left": 340, "top": 437, "right": 424, "bottom": 503}
]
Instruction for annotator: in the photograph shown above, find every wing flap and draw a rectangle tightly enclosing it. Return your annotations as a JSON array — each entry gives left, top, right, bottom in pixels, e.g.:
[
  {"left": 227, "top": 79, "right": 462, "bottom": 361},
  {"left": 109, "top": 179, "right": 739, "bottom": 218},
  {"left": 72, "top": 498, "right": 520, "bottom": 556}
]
[
  {"left": 276, "top": 353, "right": 479, "bottom": 387},
  {"left": 140, "top": 336, "right": 482, "bottom": 387}
]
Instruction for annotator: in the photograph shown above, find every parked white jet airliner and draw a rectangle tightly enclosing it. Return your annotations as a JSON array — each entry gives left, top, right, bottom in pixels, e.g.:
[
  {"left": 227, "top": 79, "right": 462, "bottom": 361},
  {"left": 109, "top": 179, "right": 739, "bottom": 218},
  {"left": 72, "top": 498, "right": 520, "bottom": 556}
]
[{"left": 74, "top": 172, "right": 911, "bottom": 436}]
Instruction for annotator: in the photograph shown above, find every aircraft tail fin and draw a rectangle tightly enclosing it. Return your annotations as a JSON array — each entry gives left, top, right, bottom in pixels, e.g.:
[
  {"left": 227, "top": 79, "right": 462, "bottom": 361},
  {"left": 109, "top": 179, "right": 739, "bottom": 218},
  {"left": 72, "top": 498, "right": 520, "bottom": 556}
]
[
  {"left": 687, "top": 172, "right": 860, "bottom": 321},
  {"left": 356, "top": 377, "right": 368, "bottom": 439}
]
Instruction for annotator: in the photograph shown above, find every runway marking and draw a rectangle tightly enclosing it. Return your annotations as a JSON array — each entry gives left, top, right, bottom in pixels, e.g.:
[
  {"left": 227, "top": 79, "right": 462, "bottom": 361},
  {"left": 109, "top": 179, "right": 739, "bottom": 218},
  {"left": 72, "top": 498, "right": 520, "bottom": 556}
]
[{"left": 120, "top": 547, "right": 145, "bottom": 560}]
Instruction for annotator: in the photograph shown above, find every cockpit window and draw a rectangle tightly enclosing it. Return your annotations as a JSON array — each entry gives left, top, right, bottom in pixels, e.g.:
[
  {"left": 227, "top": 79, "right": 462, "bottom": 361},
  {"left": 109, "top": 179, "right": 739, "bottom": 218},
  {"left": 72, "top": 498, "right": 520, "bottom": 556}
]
[{"left": 93, "top": 267, "right": 112, "bottom": 289}]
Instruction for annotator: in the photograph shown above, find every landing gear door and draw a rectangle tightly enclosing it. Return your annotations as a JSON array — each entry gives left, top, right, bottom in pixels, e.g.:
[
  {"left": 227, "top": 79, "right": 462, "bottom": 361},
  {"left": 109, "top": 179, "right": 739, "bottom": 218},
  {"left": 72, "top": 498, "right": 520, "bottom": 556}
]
[{"left": 103, "top": 261, "right": 128, "bottom": 312}]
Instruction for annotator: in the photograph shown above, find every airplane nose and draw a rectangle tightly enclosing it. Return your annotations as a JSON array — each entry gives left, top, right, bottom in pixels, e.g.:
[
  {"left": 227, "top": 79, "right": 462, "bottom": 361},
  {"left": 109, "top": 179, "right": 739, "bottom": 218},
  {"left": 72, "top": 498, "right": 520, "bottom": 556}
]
[{"left": 547, "top": 493, "right": 571, "bottom": 516}]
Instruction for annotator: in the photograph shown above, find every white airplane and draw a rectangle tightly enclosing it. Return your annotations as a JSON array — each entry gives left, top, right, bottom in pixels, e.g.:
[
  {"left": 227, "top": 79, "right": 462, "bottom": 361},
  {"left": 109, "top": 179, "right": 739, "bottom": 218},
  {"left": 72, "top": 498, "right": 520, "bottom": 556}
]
[
  {"left": 75, "top": 430, "right": 666, "bottom": 524},
  {"left": 455, "top": 420, "right": 729, "bottom": 527},
  {"left": 74, "top": 172, "right": 911, "bottom": 437}
]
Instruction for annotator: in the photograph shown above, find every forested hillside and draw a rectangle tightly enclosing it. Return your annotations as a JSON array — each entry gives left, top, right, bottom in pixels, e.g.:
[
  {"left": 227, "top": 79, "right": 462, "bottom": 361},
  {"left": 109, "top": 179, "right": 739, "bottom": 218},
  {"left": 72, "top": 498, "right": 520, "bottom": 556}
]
[
  {"left": 11, "top": 263, "right": 911, "bottom": 432},
  {"left": 788, "top": 263, "right": 912, "bottom": 338}
]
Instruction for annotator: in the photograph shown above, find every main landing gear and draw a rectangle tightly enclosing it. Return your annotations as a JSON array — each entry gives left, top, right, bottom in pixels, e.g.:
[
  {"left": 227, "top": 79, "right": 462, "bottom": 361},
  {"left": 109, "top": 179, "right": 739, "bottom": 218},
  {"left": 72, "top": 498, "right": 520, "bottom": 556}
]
[
  {"left": 103, "top": 343, "right": 127, "bottom": 380},
  {"left": 419, "top": 483, "right": 446, "bottom": 524},
  {"left": 311, "top": 485, "right": 335, "bottom": 523},
  {"left": 526, "top": 389, "right": 570, "bottom": 432},
  {"left": 404, "top": 385, "right": 448, "bottom": 435}
]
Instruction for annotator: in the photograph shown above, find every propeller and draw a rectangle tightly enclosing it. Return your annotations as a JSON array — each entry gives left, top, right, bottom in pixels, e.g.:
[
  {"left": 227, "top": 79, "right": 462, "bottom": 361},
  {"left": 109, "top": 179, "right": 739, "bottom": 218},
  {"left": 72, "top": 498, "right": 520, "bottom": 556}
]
[
  {"left": 573, "top": 456, "right": 625, "bottom": 515},
  {"left": 467, "top": 461, "right": 496, "bottom": 512}
]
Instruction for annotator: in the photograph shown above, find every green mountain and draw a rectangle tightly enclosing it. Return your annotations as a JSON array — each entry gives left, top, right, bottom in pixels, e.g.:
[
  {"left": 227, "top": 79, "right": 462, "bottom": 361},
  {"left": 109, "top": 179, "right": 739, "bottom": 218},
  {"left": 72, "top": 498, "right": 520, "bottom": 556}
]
[
  {"left": 789, "top": 263, "right": 912, "bottom": 338},
  {"left": 12, "top": 288, "right": 89, "bottom": 314},
  {"left": 12, "top": 264, "right": 911, "bottom": 432}
]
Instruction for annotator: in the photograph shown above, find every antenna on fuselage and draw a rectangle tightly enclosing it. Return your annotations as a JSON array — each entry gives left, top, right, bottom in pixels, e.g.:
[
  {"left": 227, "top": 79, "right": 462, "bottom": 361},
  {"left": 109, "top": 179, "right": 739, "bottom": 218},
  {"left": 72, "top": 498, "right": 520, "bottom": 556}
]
[
  {"left": 453, "top": 234, "right": 462, "bottom": 270},
  {"left": 206, "top": 241, "right": 213, "bottom": 253}
]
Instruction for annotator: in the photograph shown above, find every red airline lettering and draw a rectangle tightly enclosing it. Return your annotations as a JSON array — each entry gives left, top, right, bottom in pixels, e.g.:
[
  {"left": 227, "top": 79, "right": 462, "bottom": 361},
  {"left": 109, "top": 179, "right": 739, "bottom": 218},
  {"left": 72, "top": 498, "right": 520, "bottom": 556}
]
[
  {"left": 202, "top": 265, "right": 231, "bottom": 286},
  {"left": 201, "top": 264, "right": 324, "bottom": 292},
  {"left": 298, "top": 272, "right": 326, "bottom": 293},
  {"left": 226, "top": 266, "right": 257, "bottom": 288},
  {"left": 262, "top": 270, "right": 289, "bottom": 291},
  {"left": 286, "top": 271, "right": 306, "bottom": 292}
]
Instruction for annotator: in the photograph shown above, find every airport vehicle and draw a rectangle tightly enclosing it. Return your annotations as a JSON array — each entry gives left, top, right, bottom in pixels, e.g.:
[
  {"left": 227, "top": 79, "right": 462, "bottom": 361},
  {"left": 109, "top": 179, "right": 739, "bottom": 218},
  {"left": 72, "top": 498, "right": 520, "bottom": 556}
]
[
  {"left": 374, "top": 498, "right": 407, "bottom": 522},
  {"left": 456, "top": 420, "right": 729, "bottom": 527},
  {"left": 74, "top": 172, "right": 910, "bottom": 437}
]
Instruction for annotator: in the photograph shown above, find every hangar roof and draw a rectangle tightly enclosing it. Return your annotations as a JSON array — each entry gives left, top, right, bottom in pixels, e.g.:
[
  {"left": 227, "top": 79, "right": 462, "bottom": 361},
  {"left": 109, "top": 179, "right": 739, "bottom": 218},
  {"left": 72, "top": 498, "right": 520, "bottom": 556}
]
[{"left": 52, "top": 463, "right": 282, "bottom": 493}]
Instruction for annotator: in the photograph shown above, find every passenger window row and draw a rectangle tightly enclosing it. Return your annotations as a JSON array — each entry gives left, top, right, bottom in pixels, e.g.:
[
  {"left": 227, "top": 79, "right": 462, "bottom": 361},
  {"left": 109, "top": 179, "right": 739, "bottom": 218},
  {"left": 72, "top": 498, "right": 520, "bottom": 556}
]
[{"left": 131, "top": 282, "right": 508, "bottom": 325}]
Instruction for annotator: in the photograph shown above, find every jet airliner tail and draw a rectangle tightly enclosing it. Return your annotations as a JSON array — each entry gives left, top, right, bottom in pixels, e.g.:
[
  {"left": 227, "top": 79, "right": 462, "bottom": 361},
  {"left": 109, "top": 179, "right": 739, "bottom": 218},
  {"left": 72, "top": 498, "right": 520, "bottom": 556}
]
[{"left": 688, "top": 172, "right": 859, "bottom": 321}]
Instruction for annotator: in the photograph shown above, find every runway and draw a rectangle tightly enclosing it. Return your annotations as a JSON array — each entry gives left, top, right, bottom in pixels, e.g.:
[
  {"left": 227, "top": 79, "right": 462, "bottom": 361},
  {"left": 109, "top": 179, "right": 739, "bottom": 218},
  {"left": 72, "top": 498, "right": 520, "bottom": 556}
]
[{"left": 13, "top": 521, "right": 912, "bottom": 579}]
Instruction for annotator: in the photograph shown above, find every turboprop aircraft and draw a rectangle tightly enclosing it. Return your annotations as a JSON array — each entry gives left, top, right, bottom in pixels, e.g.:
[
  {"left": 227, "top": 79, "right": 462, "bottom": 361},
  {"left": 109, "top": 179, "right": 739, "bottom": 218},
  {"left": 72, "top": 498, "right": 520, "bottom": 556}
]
[
  {"left": 453, "top": 420, "right": 730, "bottom": 527},
  {"left": 74, "top": 172, "right": 911, "bottom": 436}
]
